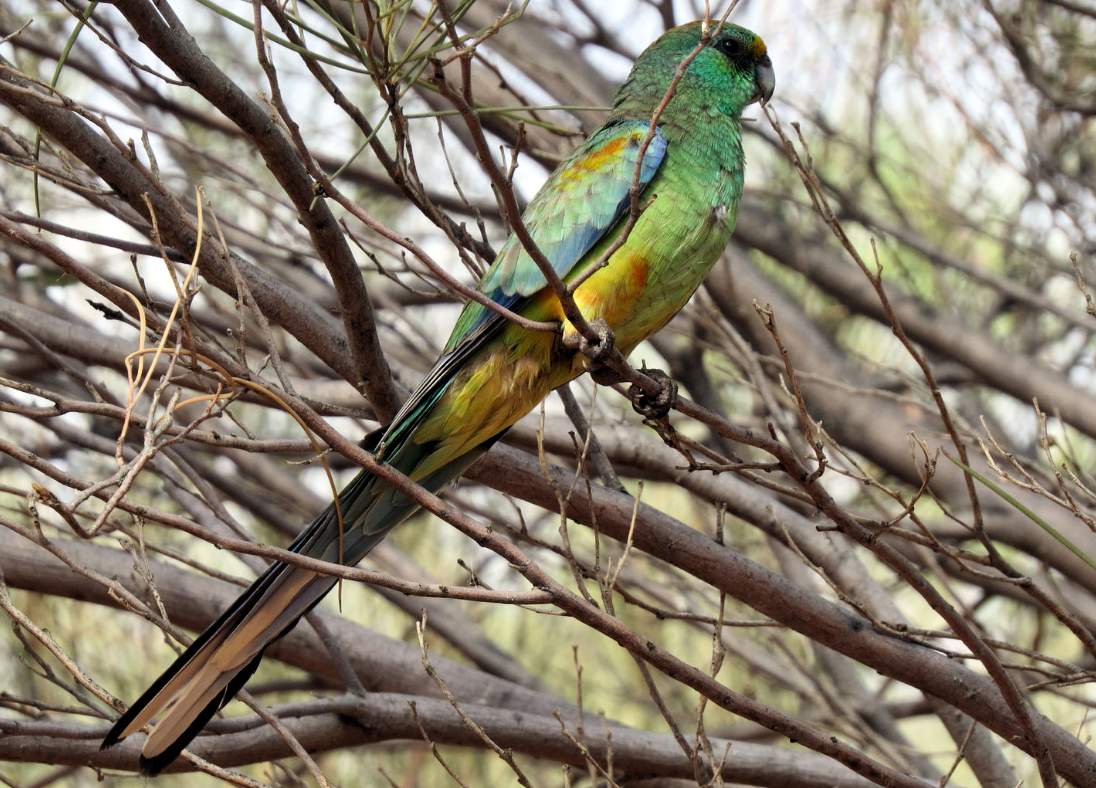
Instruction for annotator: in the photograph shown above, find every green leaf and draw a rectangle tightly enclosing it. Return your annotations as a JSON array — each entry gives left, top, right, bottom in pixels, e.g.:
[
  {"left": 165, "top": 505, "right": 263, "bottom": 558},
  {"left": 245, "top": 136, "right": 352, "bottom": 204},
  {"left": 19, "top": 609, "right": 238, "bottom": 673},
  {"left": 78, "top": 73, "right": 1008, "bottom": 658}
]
[
  {"left": 947, "top": 454, "right": 1096, "bottom": 574},
  {"left": 34, "top": 0, "right": 99, "bottom": 217}
]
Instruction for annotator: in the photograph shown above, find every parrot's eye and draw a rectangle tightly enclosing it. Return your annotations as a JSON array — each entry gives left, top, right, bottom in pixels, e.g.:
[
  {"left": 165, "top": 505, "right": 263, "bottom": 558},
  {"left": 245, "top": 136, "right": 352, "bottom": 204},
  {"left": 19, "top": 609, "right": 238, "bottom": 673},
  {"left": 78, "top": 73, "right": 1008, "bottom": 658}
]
[
  {"left": 714, "top": 36, "right": 750, "bottom": 67},
  {"left": 715, "top": 37, "right": 742, "bottom": 58}
]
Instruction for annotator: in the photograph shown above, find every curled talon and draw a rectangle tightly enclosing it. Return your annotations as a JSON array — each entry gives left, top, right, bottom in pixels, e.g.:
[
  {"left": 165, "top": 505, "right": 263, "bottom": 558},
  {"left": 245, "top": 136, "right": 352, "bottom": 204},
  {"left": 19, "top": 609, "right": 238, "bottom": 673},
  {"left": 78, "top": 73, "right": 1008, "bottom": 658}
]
[
  {"left": 587, "top": 318, "right": 615, "bottom": 363},
  {"left": 564, "top": 318, "right": 623, "bottom": 385},
  {"left": 629, "top": 368, "right": 677, "bottom": 419},
  {"left": 562, "top": 317, "right": 614, "bottom": 363}
]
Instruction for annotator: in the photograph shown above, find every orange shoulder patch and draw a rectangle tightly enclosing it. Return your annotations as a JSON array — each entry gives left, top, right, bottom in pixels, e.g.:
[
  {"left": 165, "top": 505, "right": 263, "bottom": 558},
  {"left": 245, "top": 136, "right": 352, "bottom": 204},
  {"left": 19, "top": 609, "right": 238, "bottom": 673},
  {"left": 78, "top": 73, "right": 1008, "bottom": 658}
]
[{"left": 563, "top": 134, "right": 633, "bottom": 179}]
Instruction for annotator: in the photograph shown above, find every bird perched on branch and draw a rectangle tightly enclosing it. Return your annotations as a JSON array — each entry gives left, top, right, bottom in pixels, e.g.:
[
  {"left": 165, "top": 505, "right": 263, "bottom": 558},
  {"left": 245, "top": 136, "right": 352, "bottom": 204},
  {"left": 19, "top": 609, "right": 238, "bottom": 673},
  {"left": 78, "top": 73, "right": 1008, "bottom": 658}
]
[{"left": 102, "top": 20, "right": 774, "bottom": 773}]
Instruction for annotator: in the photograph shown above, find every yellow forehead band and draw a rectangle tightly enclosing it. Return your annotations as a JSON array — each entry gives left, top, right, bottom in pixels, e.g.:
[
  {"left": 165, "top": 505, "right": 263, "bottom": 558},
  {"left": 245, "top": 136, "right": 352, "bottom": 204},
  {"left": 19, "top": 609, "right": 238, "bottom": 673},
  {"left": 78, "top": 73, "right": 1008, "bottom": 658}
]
[{"left": 750, "top": 36, "right": 767, "bottom": 58}]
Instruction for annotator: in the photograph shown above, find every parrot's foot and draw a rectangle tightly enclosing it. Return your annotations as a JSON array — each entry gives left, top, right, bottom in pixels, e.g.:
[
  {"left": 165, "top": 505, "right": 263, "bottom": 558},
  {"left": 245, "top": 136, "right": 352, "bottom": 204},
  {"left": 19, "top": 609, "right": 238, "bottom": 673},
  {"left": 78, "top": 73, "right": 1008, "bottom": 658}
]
[
  {"left": 564, "top": 319, "right": 624, "bottom": 385},
  {"left": 629, "top": 368, "right": 677, "bottom": 419}
]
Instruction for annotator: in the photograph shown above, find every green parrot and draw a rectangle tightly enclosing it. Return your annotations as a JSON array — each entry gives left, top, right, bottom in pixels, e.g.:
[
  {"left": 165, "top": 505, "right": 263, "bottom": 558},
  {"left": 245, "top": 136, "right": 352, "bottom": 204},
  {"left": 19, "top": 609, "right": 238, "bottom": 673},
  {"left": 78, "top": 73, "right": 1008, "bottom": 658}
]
[{"left": 102, "top": 20, "right": 774, "bottom": 773}]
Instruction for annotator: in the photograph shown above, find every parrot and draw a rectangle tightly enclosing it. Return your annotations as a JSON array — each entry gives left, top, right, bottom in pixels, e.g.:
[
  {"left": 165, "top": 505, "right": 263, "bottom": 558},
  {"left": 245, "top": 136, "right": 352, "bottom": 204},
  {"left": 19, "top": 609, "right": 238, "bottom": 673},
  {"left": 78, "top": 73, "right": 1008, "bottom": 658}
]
[{"left": 101, "top": 20, "right": 775, "bottom": 773}]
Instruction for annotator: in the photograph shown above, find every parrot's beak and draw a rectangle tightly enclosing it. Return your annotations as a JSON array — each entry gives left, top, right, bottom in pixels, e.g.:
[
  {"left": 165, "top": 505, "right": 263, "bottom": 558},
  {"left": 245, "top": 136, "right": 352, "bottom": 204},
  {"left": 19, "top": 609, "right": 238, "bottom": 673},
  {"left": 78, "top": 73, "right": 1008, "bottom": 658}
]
[{"left": 753, "top": 56, "right": 775, "bottom": 105}]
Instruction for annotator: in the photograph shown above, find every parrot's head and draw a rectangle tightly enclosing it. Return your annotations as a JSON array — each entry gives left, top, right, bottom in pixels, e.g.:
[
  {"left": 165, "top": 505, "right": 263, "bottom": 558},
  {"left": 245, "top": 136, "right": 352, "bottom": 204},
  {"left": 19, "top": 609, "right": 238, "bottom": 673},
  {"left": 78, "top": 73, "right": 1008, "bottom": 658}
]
[{"left": 613, "top": 21, "right": 774, "bottom": 122}]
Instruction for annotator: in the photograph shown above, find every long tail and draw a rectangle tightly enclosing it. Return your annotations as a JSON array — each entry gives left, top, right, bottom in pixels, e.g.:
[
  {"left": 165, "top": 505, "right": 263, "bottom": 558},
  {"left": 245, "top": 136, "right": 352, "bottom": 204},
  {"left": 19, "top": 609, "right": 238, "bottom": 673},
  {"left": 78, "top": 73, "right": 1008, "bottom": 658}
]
[{"left": 101, "top": 430, "right": 493, "bottom": 774}]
